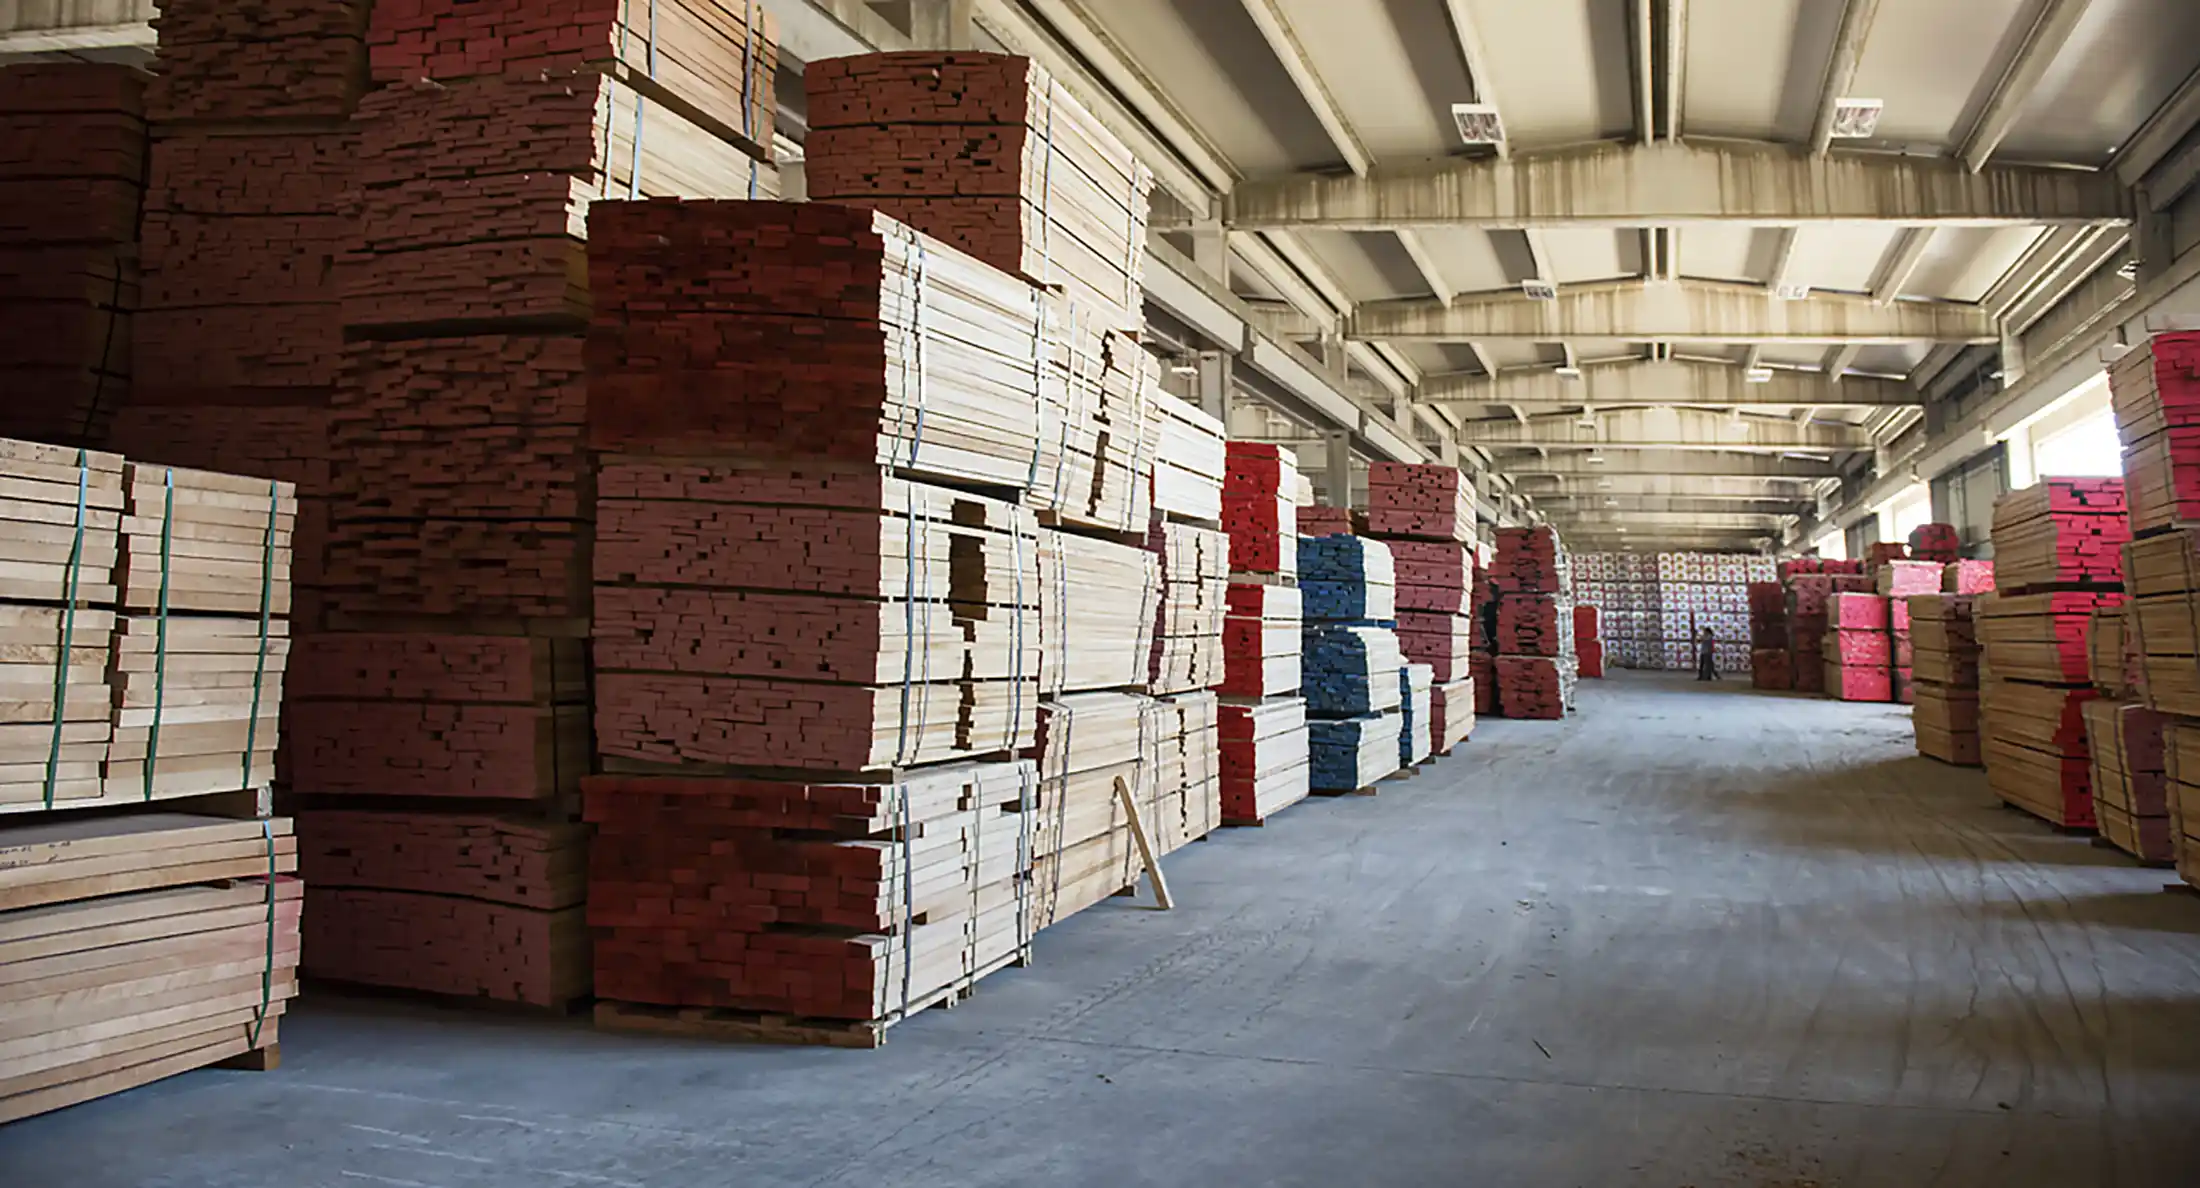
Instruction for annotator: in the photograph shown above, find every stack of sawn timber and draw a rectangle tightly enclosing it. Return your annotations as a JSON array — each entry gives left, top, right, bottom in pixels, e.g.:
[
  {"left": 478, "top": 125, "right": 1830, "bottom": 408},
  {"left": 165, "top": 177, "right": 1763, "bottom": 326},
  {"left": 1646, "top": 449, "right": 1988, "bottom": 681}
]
[
  {"left": 579, "top": 59, "right": 1195, "bottom": 1039},
  {"left": 1366, "top": 463, "right": 1474, "bottom": 755},
  {"left": 2111, "top": 330, "right": 2200, "bottom": 886},
  {"left": 804, "top": 52, "right": 1151, "bottom": 335},
  {"left": 1908, "top": 595, "right": 1982, "bottom": 766},
  {"left": 1300, "top": 534, "right": 1404, "bottom": 792},
  {"left": 155, "top": 0, "right": 781, "bottom": 1010},
  {"left": 0, "top": 441, "right": 297, "bottom": 1122},
  {"left": 1489, "top": 526, "right": 1574, "bottom": 719},
  {"left": 0, "top": 64, "right": 146, "bottom": 448},
  {"left": 1976, "top": 479, "right": 2128, "bottom": 829},
  {"left": 1216, "top": 444, "right": 1309, "bottom": 825}
]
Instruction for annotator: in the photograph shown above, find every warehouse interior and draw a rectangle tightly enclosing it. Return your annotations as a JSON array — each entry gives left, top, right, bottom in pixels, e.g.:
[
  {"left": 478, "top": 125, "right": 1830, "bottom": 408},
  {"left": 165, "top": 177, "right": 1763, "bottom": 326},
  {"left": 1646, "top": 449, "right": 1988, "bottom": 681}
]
[{"left": 2, "top": 0, "right": 2200, "bottom": 1183}]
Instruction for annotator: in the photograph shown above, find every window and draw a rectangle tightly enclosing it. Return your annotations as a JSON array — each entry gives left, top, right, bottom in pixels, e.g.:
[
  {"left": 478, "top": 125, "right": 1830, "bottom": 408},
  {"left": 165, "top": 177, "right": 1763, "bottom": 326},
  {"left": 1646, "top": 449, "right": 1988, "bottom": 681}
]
[
  {"left": 1883, "top": 485, "right": 1931, "bottom": 545},
  {"left": 2031, "top": 410, "right": 2122, "bottom": 478}
]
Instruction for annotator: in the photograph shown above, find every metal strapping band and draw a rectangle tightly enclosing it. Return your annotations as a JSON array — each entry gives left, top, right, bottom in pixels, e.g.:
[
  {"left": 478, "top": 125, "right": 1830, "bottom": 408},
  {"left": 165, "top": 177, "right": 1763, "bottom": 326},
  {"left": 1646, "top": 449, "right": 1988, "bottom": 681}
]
[
  {"left": 903, "top": 232, "right": 932, "bottom": 471},
  {"left": 1006, "top": 506, "right": 1028, "bottom": 752},
  {"left": 245, "top": 818, "right": 277, "bottom": 1047},
  {"left": 627, "top": 0, "right": 660, "bottom": 201},
  {"left": 897, "top": 775, "right": 914, "bottom": 1018},
  {"left": 240, "top": 481, "right": 277, "bottom": 789},
  {"left": 742, "top": 0, "right": 760, "bottom": 200},
  {"left": 141, "top": 469, "right": 174, "bottom": 800},
  {"left": 42, "top": 451, "right": 89, "bottom": 809},
  {"left": 892, "top": 475, "right": 921, "bottom": 768},
  {"left": 1037, "top": 81, "right": 1059, "bottom": 289},
  {"left": 1045, "top": 705, "right": 1074, "bottom": 925}
]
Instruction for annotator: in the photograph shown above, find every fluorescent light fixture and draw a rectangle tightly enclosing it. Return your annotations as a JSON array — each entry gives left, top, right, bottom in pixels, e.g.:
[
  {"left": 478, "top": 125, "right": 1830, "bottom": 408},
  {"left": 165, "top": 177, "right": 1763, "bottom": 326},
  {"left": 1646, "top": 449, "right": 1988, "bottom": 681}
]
[
  {"left": 1522, "top": 279, "right": 1558, "bottom": 301},
  {"left": 1586, "top": 453, "right": 1607, "bottom": 464},
  {"left": 1829, "top": 98, "right": 1884, "bottom": 139},
  {"left": 1450, "top": 103, "right": 1505, "bottom": 146},
  {"left": 1744, "top": 366, "right": 1774, "bottom": 384},
  {"left": 1170, "top": 364, "right": 1199, "bottom": 376},
  {"left": 1555, "top": 365, "right": 1583, "bottom": 380},
  {"left": 1773, "top": 282, "right": 1811, "bottom": 301}
]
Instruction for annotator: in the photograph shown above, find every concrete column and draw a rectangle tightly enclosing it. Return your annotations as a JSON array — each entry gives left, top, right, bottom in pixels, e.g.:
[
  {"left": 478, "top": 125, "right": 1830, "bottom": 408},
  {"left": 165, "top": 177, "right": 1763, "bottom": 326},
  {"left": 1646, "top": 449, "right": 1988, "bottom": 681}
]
[
  {"left": 1324, "top": 431, "right": 1353, "bottom": 508},
  {"left": 1197, "top": 351, "right": 1232, "bottom": 423},
  {"left": 909, "top": 0, "right": 977, "bottom": 49},
  {"left": 1191, "top": 221, "right": 1229, "bottom": 281},
  {"left": 2136, "top": 189, "right": 2176, "bottom": 286}
]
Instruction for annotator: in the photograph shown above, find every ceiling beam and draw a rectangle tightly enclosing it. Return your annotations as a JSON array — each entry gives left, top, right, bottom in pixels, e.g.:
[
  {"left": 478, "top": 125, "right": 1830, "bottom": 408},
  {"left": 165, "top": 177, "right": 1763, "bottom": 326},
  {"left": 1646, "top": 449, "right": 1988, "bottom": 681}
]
[
  {"left": 1459, "top": 407, "right": 1870, "bottom": 451},
  {"left": 1960, "top": 0, "right": 2094, "bottom": 172},
  {"left": 1548, "top": 509, "right": 1792, "bottom": 530},
  {"left": 1224, "top": 141, "right": 2131, "bottom": 230},
  {"left": 1396, "top": 230, "right": 1455, "bottom": 307},
  {"left": 1351, "top": 280, "right": 1996, "bottom": 344},
  {"left": 1808, "top": 0, "right": 1882, "bottom": 153},
  {"left": 1235, "top": 0, "right": 1370, "bottom": 176},
  {"left": 1871, "top": 228, "right": 1934, "bottom": 303},
  {"left": 1536, "top": 495, "right": 1809, "bottom": 516},
  {"left": 976, "top": 0, "right": 1233, "bottom": 209},
  {"left": 1517, "top": 473, "right": 1823, "bottom": 498},
  {"left": 1421, "top": 358, "right": 1924, "bottom": 409},
  {"left": 1439, "top": 0, "right": 1508, "bottom": 158},
  {"left": 1494, "top": 450, "right": 1841, "bottom": 478}
]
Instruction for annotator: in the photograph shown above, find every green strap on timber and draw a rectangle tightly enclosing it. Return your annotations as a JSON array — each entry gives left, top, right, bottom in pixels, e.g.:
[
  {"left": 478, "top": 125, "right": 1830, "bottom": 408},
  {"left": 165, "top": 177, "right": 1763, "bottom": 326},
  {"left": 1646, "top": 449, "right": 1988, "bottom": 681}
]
[
  {"left": 142, "top": 469, "right": 174, "bottom": 800},
  {"left": 245, "top": 819, "right": 277, "bottom": 1047},
  {"left": 239, "top": 480, "right": 277, "bottom": 789},
  {"left": 42, "top": 451, "right": 89, "bottom": 809}
]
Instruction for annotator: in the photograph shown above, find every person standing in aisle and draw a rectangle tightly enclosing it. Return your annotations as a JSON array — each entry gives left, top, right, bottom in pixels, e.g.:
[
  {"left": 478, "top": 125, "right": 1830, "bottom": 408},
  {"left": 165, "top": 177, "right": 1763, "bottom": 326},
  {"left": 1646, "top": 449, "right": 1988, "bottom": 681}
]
[{"left": 1696, "top": 626, "right": 1718, "bottom": 682}]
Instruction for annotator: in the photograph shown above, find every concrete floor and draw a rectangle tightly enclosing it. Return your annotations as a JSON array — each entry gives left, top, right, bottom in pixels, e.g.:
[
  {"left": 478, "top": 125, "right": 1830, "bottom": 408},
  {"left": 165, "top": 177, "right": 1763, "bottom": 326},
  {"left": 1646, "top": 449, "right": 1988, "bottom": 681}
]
[{"left": 7, "top": 671, "right": 2200, "bottom": 1186}]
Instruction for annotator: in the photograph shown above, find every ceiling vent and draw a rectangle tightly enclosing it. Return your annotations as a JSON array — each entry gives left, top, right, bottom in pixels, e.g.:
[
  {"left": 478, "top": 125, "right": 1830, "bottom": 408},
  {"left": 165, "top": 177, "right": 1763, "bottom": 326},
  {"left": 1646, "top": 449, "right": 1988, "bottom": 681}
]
[
  {"left": 1773, "top": 282, "right": 1812, "bottom": 302},
  {"left": 1450, "top": 103, "right": 1505, "bottom": 146},
  {"left": 1522, "top": 279, "right": 1558, "bottom": 301},
  {"left": 1829, "top": 98, "right": 1883, "bottom": 139}
]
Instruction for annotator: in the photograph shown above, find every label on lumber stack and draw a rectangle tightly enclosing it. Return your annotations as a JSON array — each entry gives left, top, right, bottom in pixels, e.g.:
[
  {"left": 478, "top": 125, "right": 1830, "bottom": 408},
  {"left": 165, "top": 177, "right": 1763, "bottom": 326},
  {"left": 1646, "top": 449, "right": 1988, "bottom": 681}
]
[
  {"left": 0, "top": 866, "right": 297, "bottom": 1124},
  {"left": 1149, "top": 389, "right": 1225, "bottom": 524},
  {"left": 1308, "top": 712, "right": 1401, "bottom": 791},
  {"left": 1038, "top": 529, "right": 1158, "bottom": 694},
  {"left": 1399, "top": 663, "right": 1434, "bottom": 768},
  {"left": 0, "top": 442, "right": 122, "bottom": 811},
  {"left": 1366, "top": 462, "right": 1471, "bottom": 542},
  {"left": 587, "top": 200, "right": 1042, "bottom": 492},
  {"left": 1432, "top": 677, "right": 1474, "bottom": 752},
  {"left": 0, "top": 65, "right": 146, "bottom": 446},
  {"left": 1298, "top": 535, "right": 1396, "bottom": 623},
  {"left": 2109, "top": 331, "right": 2200, "bottom": 536},
  {"left": 1980, "top": 675, "right": 2098, "bottom": 827},
  {"left": 146, "top": 0, "right": 370, "bottom": 124},
  {"left": 1494, "top": 654, "right": 1569, "bottom": 720},
  {"left": 804, "top": 52, "right": 1152, "bottom": 334},
  {"left": 321, "top": 335, "right": 589, "bottom": 621},
  {"left": 1223, "top": 444, "right": 1300, "bottom": 578},
  {"left": 1989, "top": 479, "right": 2128, "bottom": 591},
  {"left": 586, "top": 760, "right": 1037, "bottom": 1024},
  {"left": 1148, "top": 520, "right": 1226, "bottom": 695},
  {"left": 592, "top": 462, "right": 1041, "bottom": 772},
  {"left": 1219, "top": 697, "right": 1309, "bottom": 824},
  {"left": 2082, "top": 700, "right": 2173, "bottom": 862},
  {"left": 366, "top": 0, "right": 779, "bottom": 159},
  {"left": 1217, "top": 581, "right": 1301, "bottom": 698},
  {"left": 348, "top": 76, "right": 777, "bottom": 333}
]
